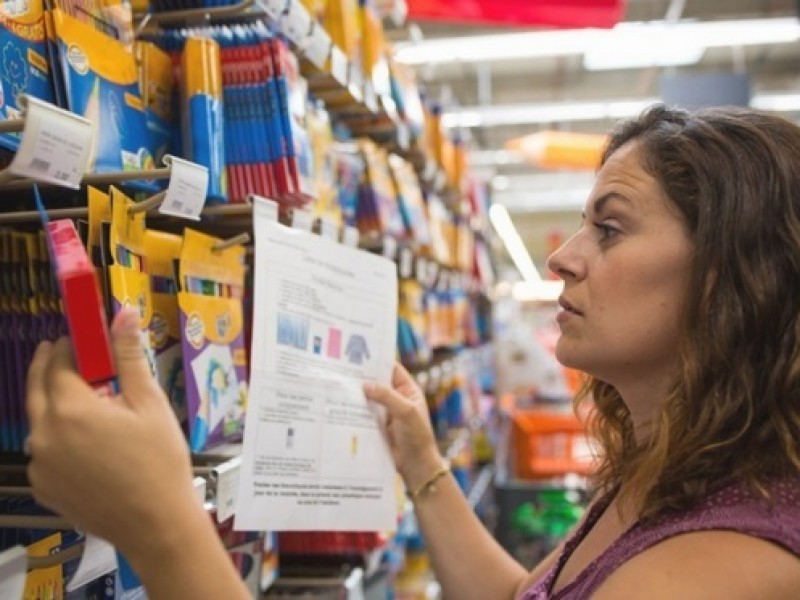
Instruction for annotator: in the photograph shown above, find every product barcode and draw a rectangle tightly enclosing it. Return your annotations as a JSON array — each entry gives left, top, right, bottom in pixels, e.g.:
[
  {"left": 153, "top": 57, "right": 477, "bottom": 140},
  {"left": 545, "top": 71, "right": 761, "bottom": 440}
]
[
  {"left": 54, "top": 171, "right": 70, "bottom": 181},
  {"left": 29, "top": 157, "right": 50, "bottom": 172}
]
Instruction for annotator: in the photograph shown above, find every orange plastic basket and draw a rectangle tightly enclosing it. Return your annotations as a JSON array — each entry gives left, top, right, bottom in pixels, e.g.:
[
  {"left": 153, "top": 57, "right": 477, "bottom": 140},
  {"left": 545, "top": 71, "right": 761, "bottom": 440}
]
[{"left": 510, "top": 409, "right": 595, "bottom": 479}]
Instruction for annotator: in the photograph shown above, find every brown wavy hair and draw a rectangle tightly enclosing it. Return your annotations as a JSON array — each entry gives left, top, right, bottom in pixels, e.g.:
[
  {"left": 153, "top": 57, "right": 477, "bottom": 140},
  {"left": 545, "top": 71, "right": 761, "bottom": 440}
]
[{"left": 582, "top": 105, "right": 800, "bottom": 519}]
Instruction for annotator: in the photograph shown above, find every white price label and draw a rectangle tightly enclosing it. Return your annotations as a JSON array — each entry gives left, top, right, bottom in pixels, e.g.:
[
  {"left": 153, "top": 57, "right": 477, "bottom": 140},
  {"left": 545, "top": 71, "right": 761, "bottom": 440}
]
[
  {"left": 382, "top": 235, "right": 397, "bottom": 260},
  {"left": 8, "top": 96, "right": 94, "bottom": 189},
  {"left": 330, "top": 46, "right": 349, "bottom": 86},
  {"left": 282, "top": 0, "right": 312, "bottom": 47},
  {"left": 252, "top": 195, "right": 279, "bottom": 221},
  {"left": 364, "top": 83, "right": 378, "bottom": 114},
  {"left": 0, "top": 546, "right": 26, "bottom": 600},
  {"left": 66, "top": 535, "right": 117, "bottom": 592},
  {"left": 214, "top": 456, "right": 242, "bottom": 523},
  {"left": 291, "top": 208, "right": 313, "bottom": 231},
  {"left": 342, "top": 225, "right": 359, "bottom": 247},
  {"left": 260, "top": 0, "right": 288, "bottom": 19},
  {"left": 304, "top": 23, "right": 331, "bottom": 69},
  {"left": 319, "top": 215, "right": 338, "bottom": 240},
  {"left": 193, "top": 476, "right": 207, "bottom": 505},
  {"left": 158, "top": 156, "right": 209, "bottom": 221},
  {"left": 399, "top": 248, "right": 414, "bottom": 279}
]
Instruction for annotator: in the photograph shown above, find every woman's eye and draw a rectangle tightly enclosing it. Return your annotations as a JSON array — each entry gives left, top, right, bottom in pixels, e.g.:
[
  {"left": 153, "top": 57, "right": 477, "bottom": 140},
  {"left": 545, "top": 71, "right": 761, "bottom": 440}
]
[{"left": 594, "top": 222, "right": 620, "bottom": 241}]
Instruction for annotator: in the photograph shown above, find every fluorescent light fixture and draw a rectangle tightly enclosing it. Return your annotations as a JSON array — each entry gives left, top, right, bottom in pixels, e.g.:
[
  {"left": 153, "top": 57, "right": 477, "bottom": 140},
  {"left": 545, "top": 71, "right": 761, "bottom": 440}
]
[
  {"left": 394, "top": 17, "right": 800, "bottom": 67},
  {"left": 750, "top": 93, "right": 800, "bottom": 112},
  {"left": 442, "top": 92, "right": 800, "bottom": 129},
  {"left": 513, "top": 280, "right": 565, "bottom": 303},
  {"left": 489, "top": 203, "right": 541, "bottom": 283},
  {"left": 442, "top": 98, "right": 658, "bottom": 128}
]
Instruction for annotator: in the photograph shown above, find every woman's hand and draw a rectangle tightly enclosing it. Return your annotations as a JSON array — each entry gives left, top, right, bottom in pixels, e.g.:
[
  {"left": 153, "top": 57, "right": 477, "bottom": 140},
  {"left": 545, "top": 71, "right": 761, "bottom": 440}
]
[
  {"left": 363, "top": 363, "right": 445, "bottom": 491},
  {"left": 25, "top": 308, "right": 199, "bottom": 560}
]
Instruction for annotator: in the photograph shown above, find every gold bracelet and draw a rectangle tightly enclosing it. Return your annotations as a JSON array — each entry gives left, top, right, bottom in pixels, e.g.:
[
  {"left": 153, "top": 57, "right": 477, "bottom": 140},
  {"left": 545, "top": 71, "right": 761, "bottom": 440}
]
[{"left": 407, "top": 460, "right": 451, "bottom": 501}]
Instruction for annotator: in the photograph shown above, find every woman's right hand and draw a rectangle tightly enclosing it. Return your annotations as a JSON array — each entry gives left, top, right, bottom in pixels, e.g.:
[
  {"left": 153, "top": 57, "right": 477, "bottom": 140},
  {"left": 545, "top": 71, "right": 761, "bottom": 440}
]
[{"left": 363, "top": 363, "right": 445, "bottom": 491}]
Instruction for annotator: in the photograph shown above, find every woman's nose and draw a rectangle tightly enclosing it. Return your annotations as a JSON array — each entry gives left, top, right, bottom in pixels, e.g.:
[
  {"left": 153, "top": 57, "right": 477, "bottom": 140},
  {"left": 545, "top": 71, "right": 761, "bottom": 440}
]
[{"left": 546, "top": 236, "right": 581, "bottom": 281}]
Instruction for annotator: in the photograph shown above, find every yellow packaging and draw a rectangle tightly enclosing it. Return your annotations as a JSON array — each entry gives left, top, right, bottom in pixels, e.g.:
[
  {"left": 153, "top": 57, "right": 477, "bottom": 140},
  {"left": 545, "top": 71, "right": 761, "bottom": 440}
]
[
  {"left": 144, "top": 229, "right": 186, "bottom": 428},
  {"left": 108, "top": 186, "right": 157, "bottom": 376},
  {"left": 178, "top": 228, "right": 247, "bottom": 452}
]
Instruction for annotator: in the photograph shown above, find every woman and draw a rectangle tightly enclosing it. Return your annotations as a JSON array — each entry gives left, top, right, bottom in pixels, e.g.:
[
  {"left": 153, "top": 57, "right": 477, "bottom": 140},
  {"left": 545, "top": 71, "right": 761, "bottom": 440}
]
[{"left": 25, "top": 106, "right": 800, "bottom": 598}]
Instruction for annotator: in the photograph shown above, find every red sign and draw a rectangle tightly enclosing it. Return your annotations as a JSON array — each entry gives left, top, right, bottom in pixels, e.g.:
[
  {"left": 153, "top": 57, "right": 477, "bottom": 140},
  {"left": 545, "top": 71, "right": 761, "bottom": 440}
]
[{"left": 407, "top": 0, "right": 624, "bottom": 29}]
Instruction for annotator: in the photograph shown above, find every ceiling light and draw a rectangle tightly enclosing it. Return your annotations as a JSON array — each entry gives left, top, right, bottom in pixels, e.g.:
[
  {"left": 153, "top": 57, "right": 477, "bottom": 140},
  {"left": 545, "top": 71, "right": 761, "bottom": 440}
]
[
  {"left": 394, "top": 17, "right": 800, "bottom": 67},
  {"left": 489, "top": 203, "right": 542, "bottom": 283},
  {"left": 442, "top": 98, "right": 658, "bottom": 128},
  {"left": 442, "top": 91, "right": 800, "bottom": 129}
]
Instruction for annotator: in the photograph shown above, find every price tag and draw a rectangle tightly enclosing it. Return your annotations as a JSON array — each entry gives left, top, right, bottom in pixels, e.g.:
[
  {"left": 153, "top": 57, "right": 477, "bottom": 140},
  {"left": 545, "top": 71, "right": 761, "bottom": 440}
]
[
  {"left": 158, "top": 156, "right": 209, "bottom": 220},
  {"left": 291, "top": 208, "right": 313, "bottom": 231},
  {"left": 8, "top": 95, "right": 94, "bottom": 189},
  {"left": 348, "top": 66, "right": 364, "bottom": 102},
  {"left": 282, "top": 0, "right": 312, "bottom": 47},
  {"left": 395, "top": 122, "right": 410, "bottom": 151},
  {"left": 193, "top": 476, "right": 207, "bottom": 505},
  {"left": 342, "top": 225, "right": 359, "bottom": 247},
  {"left": 213, "top": 456, "right": 242, "bottom": 523},
  {"left": 435, "top": 170, "right": 447, "bottom": 192},
  {"left": 399, "top": 248, "right": 414, "bottom": 279},
  {"left": 259, "top": 0, "right": 288, "bottom": 20},
  {"left": 330, "top": 46, "right": 349, "bottom": 87},
  {"left": 304, "top": 23, "right": 331, "bottom": 69},
  {"left": 251, "top": 195, "right": 279, "bottom": 221},
  {"left": 382, "top": 235, "right": 397, "bottom": 260},
  {"left": 66, "top": 535, "right": 117, "bottom": 592},
  {"left": 319, "top": 215, "right": 338, "bottom": 240},
  {"left": 0, "top": 546, "right": 26, "bottom": 600}
]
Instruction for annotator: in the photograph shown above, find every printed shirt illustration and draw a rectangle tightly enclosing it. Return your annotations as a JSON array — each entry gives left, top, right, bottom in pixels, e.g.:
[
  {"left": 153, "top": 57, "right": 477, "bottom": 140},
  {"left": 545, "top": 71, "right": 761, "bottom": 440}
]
[{"left": 344, "top": 334, "right": 370, "bottom": 364}]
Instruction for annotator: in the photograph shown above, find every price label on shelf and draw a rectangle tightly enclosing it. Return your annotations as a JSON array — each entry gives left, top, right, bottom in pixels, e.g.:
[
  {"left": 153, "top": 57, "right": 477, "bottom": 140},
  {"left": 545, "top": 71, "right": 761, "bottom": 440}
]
[
  {"left": 193, "top": 476, "right": 207, "bottom": 505},
  {"left": 319, "top": 215, "right": 338, "bottom": 240},
  {"left": 0, "top": 546, "right": 26, "bottom": 600},
  {"left": 282, "top": 0, "right": 312, "bottom": 47},
  {"left": 259, "top": 0, "right": 288, "bottom": 20},
  {"left": 8, "top": 95, "right": 94, "bottom": 189},
  {"left": 304, "top": 23, "right": 332, "bottom": 69},
  {"left": 382, "top": 235, "right": 397, "bottom": 260},
  {"left": 330, "top": 46, "right": 349, "bottom": 87},
  {"left": 342, "top": 225, "right": 359, "bottom": 248},
  {"left": 213, "top": 456, "right": 242, "bottom": 523},
  {"left": 251, "top": 195, "right": 279, "bottom": 221},
  {"left": 290, "top": 208, "right": 313, "bottom": 231},
  {"left": 158, "top": 156, "right": 209, "bottom": 221}
]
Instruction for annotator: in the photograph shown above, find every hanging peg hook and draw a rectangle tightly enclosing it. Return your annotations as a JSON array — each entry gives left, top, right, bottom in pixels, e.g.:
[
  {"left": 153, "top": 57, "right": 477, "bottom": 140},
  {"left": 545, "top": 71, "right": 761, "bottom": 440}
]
[
  {"left": 128, "top": 190, "right": 167, "bottom": 215},
  {"left": 212, "top": 232, "right": 251, "bottom": 251}
]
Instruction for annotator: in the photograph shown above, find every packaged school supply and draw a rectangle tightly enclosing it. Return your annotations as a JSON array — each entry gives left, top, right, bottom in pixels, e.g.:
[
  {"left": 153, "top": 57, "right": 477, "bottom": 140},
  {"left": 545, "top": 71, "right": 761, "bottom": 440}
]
[
  {"left": 144, "top": 229, "right": 187, "bottom": 432},
  {"left": 178, "top": 228, "right": 247, "bottom": 452},
  {"left": 50, "top": 9, "right": 156, "bottom": 189},
  {"left": 107, "top": 186, "right": 158, "bottom": 380},
  {"left": 357, "top": 139, "right": 404, "bottom": 238},
  {"left": 136, "top": 40, "right": 175, "bottom": 169},
  {"left": 86, "top": 186, "right": 113, "bottom": 316},
  {"left": 182, "top": 36, "right": 227, "bottom": 202},
  {"left": 388, "top": 153, "right": 432, "bottom": 248},
  {"left": 0, "top": 0, "right": 55, "bottom": 151}
]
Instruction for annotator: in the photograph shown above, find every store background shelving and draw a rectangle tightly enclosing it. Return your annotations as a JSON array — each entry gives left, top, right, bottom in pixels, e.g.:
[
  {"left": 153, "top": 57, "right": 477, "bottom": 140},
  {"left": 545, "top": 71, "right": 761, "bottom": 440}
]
[{"left": 0, "top": 0, "right": 501, "bottom": 596}]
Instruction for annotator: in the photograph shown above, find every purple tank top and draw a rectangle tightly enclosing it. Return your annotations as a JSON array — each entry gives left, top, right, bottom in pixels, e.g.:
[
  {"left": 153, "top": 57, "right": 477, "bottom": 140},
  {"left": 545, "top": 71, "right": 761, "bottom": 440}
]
[{"left": 521, "top": 477, "right": 800, "bottom": 599}]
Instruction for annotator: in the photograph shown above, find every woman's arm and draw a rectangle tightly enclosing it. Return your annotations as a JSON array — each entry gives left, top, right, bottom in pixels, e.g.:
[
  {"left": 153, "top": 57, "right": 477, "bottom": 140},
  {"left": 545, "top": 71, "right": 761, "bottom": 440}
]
[
  {"left": 364, "top": 366, "right": 530, "bottom": 599},
  {"left": 26, "top": 309, "right": 249, "bottom": 600}
]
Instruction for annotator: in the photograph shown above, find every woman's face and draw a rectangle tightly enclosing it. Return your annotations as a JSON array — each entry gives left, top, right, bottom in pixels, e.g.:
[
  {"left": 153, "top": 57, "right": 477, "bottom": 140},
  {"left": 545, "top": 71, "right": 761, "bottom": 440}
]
[{"left": 547, "top": 142, "right": 693, "bottom": 388}]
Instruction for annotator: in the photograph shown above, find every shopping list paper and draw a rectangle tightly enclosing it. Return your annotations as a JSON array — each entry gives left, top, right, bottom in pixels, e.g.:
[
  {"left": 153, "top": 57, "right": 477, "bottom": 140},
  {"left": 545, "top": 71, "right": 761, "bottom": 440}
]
[{"left": 234, "top": 199, "right": 398, "bottom": 531}]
